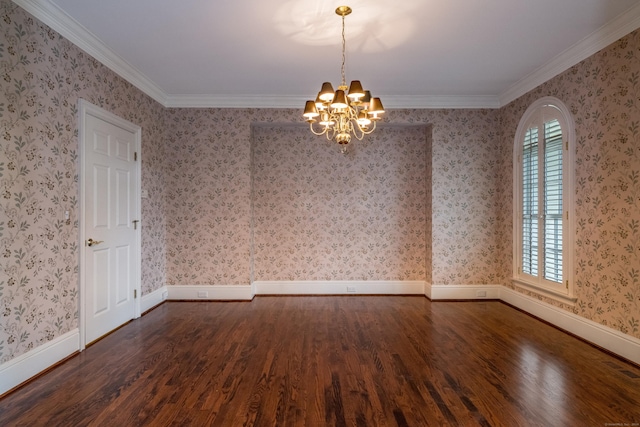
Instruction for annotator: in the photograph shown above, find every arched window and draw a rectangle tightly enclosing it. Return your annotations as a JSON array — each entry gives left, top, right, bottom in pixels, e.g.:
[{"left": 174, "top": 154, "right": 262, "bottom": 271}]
[{"left": 513, "top": 97, "right": 575, "bottom": 303}]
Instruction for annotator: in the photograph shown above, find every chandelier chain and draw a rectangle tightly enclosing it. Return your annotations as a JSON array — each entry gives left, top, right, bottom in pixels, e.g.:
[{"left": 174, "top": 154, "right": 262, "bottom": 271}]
[{"left": 341, "top": 13, "right": 346, "bottom": 87}]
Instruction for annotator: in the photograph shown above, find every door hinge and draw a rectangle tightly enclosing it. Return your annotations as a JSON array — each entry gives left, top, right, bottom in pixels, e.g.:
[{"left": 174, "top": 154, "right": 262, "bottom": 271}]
[
  {"left": 134, "top": 152, "right": 138, "bottom": 161},
  {"left": 134, "top": 289, "right": 137, "bottom": 299},
  {"left": 566, "top": 211, "right": 569, "bottom": 220},
  {"left": 566, "top": 280, "right": 569, "bottom": 289},
  {"left": 565, "top": 140, "right": 568, "bottom": 151}
]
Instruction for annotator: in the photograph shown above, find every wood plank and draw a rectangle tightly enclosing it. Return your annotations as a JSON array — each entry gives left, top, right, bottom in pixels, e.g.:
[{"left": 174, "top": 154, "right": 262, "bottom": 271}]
[{"left": 1, "top": 297, "right": 639, "bottom": 426}]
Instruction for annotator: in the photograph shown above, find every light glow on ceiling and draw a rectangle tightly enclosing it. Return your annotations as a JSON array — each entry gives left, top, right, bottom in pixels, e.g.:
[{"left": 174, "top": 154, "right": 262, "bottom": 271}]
[{"left": 273, "top": 0, "right": 421, "bottom": 52}]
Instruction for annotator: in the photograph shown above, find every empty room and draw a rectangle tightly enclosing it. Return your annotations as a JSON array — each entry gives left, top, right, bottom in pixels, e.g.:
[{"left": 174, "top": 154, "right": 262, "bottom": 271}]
[{"left": 1, "top": 0, "right": 640, "bottom": 425}]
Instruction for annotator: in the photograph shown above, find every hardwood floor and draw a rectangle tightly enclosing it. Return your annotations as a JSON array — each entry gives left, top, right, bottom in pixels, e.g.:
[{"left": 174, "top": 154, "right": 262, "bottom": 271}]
[{"left": 1, "top": 296, "right": 639, "bottom": 426}]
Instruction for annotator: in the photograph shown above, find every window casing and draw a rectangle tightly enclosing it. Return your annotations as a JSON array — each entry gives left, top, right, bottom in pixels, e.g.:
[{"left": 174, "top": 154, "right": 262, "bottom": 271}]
[{"left": 513, "top": 97, "right": 575, "bottom": 303}]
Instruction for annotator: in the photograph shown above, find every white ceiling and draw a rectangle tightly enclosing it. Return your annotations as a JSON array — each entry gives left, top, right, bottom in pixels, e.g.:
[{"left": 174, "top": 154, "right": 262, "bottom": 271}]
[{"left": 14, "top": 0, "right": 640, "bottom": 108}]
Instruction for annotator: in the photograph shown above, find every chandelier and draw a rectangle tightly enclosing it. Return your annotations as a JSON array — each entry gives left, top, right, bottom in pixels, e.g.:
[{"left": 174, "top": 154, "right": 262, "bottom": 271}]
[{"left": 303, "top": 6, "right": 385, "bottom": 154}]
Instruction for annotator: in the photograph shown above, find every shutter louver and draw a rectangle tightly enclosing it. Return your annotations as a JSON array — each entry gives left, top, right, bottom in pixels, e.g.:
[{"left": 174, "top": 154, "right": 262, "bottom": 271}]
[
  {"left": 543, "top": 119, "right": 563, "bottom": 283},
  {"left": 522, "top": 127, "right": 538, "bottom": 276}
]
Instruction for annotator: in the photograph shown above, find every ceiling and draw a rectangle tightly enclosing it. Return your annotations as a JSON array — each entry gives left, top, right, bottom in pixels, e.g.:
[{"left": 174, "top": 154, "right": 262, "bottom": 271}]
[{"left": 14, "top": 0, "right": 640, "bottom": 108}]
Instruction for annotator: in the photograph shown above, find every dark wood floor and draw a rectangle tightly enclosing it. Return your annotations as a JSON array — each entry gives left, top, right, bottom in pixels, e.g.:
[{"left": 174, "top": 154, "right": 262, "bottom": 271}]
[{"left": 1, "top": 297, "right": 640, "bottom": 426}]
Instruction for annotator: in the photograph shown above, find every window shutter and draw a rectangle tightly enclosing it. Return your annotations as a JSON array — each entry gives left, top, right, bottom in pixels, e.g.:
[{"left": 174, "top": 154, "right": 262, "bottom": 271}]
[
  {"left": 514, "top": 97, "right": 574, "bottom": 300},
  {"left": 522, "top": 127, "right": 538, "bottom": 276},
  {"left": 543, "top": 119, "right": 563, "bottom": 283}
]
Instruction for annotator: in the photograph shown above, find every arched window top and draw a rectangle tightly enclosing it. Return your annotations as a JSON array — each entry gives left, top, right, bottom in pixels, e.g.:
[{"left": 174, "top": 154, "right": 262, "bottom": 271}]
[{"left": 515, "top": 97, "right": 575, "bottom": 154}]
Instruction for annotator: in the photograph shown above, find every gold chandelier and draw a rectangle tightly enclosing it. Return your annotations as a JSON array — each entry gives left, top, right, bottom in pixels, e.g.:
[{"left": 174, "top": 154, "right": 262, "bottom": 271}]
[{"left": 303, "top": 6, "right": 385, "bottom": 154}]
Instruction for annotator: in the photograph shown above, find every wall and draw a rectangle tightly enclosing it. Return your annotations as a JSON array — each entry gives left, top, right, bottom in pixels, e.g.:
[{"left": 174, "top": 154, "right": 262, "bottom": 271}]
[
  {"left": 426, "top": 109, "right": 505, "bottom": 285},
  {"left": 8, "top": 0, "right": 637, "bottom": 372},
  {"left": 424, "top": 126, "right": 433, "bottom": 286},
  {"left": 163, "top": 108, "right": 503, "bottom": 288},
  {"left": 252, "top": 124, "right": 429, "bottom": 282},
  {"left": 500, "top": 29, "right": 640, "bottom": 339},
  {"left": 0, "top": 0, "right": 167, "bottom": 364}
]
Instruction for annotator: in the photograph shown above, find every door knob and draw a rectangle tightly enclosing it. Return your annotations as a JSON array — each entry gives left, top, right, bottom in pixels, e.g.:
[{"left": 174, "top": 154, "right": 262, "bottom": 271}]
[{"left": 87, "top": 238, "right": 104, "bottom": 247}]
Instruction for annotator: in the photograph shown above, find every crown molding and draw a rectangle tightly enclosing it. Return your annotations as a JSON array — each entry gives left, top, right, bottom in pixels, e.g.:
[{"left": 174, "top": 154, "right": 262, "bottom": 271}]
[
  {"left": 6, "top": 0, "right": 507, "bottom": 110},
  {"left": 499, "top": 1, "right": 640, "bottom": 106},
  {"left": 165, "top": 94, "right": 502, "bottom": 109},
  {"left": 164, "top": 94, "right": 307, "bottom": 109},
  {"left": 382, "top": 95, "right": 501, "bottom": 109},
  {"left": 12, "top": 0, "right": 168, "bottom": 106},
  {"left": 13, "top": 0, "right": 640, "bottom": 110}
]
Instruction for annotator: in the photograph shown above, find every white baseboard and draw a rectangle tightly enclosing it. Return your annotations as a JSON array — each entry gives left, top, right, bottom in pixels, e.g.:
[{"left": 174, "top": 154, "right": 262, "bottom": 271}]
[
  {"left": 427, "top": 284, "right": 640, "bottom": 364},
  {"left": 166, "top": 282, "right": 424, "bottom": 299},
  {"left": 253, "top": 280, "right": 426, "bottom": 295},
  {"left": 141, "top": 286, "right": 168, "bottom": 312},
  {"left": 428, "top": 284, "right": 503, "bottom": 300},
  {"left": 0, "top": 329, "right": 79, "bottom": 395},
  {"left": 500, "top": 287, "right": 640, "bottom": 365},
  {"left": 167, "top": 285, "right": 254, "bottom": 300}
]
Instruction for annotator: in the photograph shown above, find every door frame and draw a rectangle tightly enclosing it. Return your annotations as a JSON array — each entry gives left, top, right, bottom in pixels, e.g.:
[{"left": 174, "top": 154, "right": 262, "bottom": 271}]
[{"left": 78, "top": 99, "right": 142, "bottom": 350}]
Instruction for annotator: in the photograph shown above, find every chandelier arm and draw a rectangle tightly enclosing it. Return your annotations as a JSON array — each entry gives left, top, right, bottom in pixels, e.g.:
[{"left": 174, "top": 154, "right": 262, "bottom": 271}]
[
  {"left": 367, "top": 121, "right": 378, "bottom": 134},
  {"left": 309, "top": 122, "right": 328, "bottom": 136},
  {"left": 360, "top": 120, "right": 377, "bottom": 135},
  {"left": 351, "top": 119, "right": 366, "bottom": 141},
  {"left": 326, "top": 130, "right": 334, "bottom": 141}
]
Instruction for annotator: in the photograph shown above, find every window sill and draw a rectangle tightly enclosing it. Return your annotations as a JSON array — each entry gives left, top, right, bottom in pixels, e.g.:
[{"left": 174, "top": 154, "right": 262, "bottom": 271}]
[{"left": 512, "top": 278, "right": 577, "bottom": 306}]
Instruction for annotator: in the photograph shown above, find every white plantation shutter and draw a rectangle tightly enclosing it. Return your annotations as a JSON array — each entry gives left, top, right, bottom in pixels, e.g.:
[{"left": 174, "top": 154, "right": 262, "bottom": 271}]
[
  {"left": 543, "top": 119, "right": 563, "bottom": 283},
  {"left": 515, "top": 97, "right": 574, "bottom": 301},
  {"left": 522, "top": 127, "right": 539, "bottom": 276}
]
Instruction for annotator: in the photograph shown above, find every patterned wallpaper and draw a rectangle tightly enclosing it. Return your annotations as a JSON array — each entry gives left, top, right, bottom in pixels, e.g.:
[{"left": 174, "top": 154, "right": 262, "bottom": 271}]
[
  {"left": 500, "top": 29, "right": 640, "bottom": 338},
  {"left": 425, "top": 109, "right": 505, "bottom": 285},
  {"left": 2, "top": 0, "right": 638, "bottom": 368},
  {"left": 424, "top": 126, "right": 433, "bottom": 285},
  {"left": 163, "top": 108, "right": 502, "bottom": 287},
  {"left": 0, "top": 0, "right": 167, "bottom": 363},
  {"left": 163, "top": 108, "right": 256, "bottom": 285},
  {"left": 252, "top": 125, "right": 429, "bottom": 281}
]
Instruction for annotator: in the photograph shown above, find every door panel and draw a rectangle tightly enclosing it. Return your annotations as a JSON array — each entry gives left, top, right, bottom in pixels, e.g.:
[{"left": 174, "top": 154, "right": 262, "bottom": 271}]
[
  {"left": 93, "top": 165, "right": 110, "bottom": 228},
  {"left": 115, "top": 245, "right": 130, "bottom": 305},
  {"left": 115, "top": 168, "right": 130, "bottom": 227},
  {"left": 92, "top": 248, "right": 110, "bottom": 315},
  {"left": 83, "top": 107, "right": 139, "bottom": 345}
]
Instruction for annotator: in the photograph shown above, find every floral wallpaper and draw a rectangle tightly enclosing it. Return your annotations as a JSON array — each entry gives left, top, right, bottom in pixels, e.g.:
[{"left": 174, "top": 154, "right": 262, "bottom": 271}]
[
  {"left": 424, "top": 126, "right": 433, "bottom": 285},
  {"left": 424, "top": 109, "right": 505, "bottom": 285},
  {"left": 500, "top": 28, "right": 640, "bottom": 338},
  {"left": 252, "top": 125, "right": 429, "bottom": 281},
  {"left": 163, "top": 108, "right": 503, "bottom": 288},
  {"left": 0, "top": 0, "right": 167, "bottom": 364},
  {"left": 2, "top": 0, "right": 638, "bottom": 370},
  {"left": 163, "top": 108, "right": 256, "bottom": 285}
]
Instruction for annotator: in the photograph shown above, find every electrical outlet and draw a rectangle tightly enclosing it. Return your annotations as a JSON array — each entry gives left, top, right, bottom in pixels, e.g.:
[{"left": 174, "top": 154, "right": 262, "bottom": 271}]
[
  {"left": 197, "top": 291, "right": 208, "bottom": 298},
  {"left": 476, "top": 290, "right": 487, "bottom": 297},
  {"left": 347, "top": 286, "right": 356, "bottom": 293}
]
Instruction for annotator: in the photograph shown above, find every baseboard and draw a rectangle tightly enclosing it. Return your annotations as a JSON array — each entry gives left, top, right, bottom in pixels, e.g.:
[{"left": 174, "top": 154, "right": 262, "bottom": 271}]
[
  {"left": 500, "top": 287, "right": 640, "bottom": 365},
  {"left": 428, "top": 284, "right": 502, "bottom": 300},
  {"left": 141, "top": 286, "right": 168, "bottom": 313},
  {"left": 167, "top": 285, "right": 254, "bottom": 300},
  {"left": 253, "top": 280, "right": 426, "bottom": 295},
  {"left": 427, "top": 284, "right": 640, "bottom": 364},
  {"left": 0, "top": 329, "right": 79, "bottom": 395}
]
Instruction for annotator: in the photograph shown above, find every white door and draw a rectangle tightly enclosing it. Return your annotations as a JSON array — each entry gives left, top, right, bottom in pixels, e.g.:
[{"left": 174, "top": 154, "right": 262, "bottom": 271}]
[{"left": 80, "top": 100, "right": 141, "bottom": 345}]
